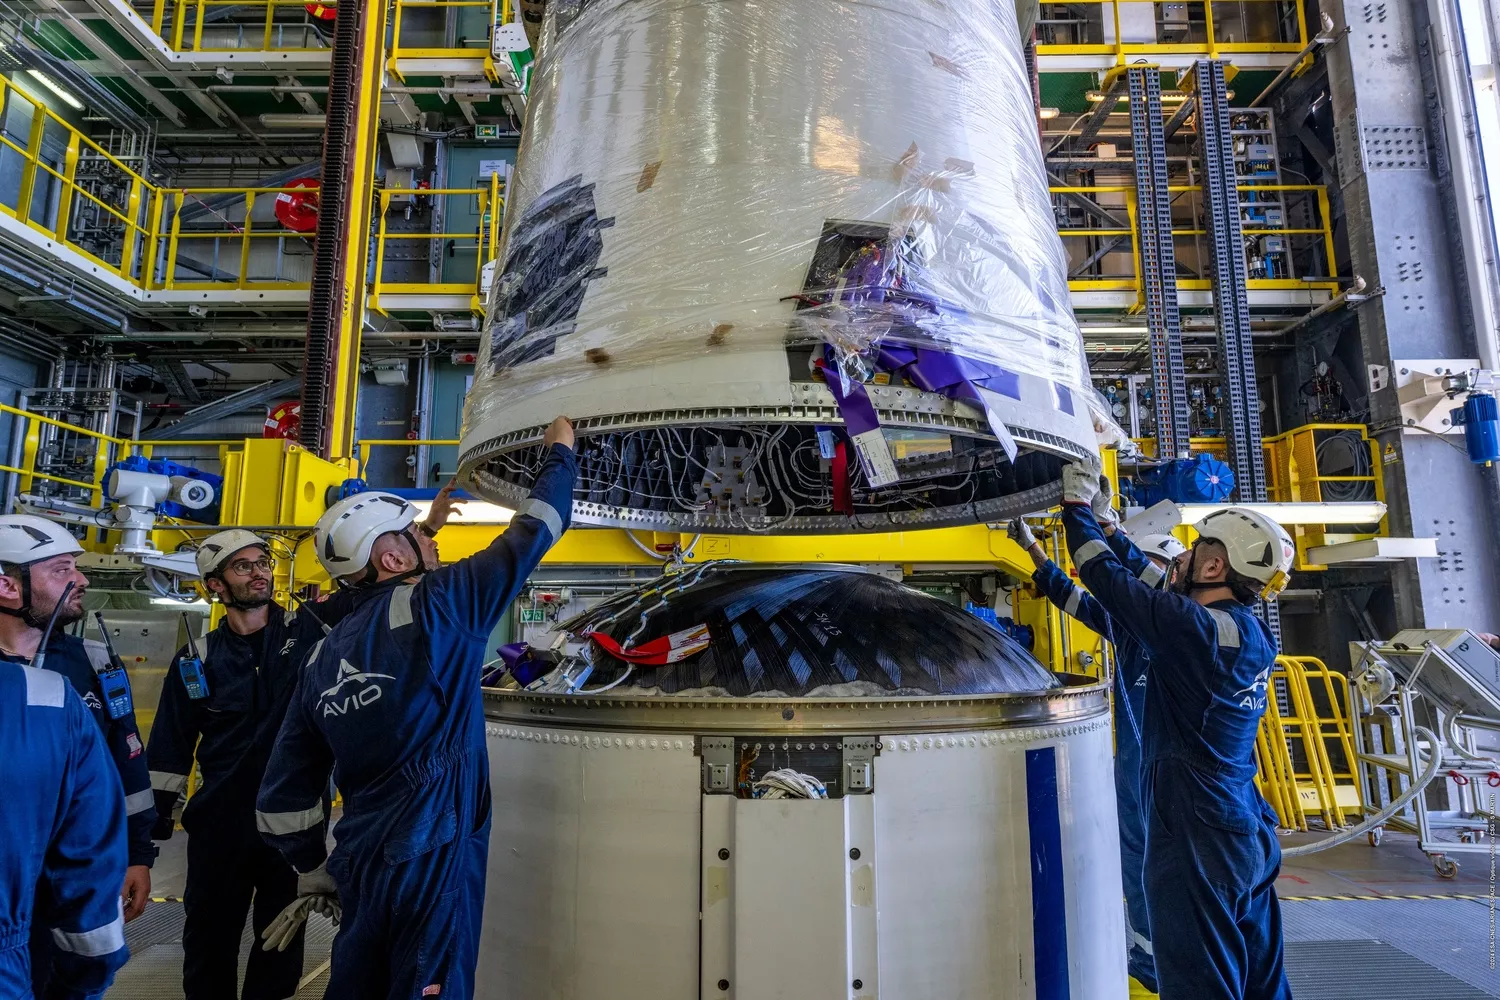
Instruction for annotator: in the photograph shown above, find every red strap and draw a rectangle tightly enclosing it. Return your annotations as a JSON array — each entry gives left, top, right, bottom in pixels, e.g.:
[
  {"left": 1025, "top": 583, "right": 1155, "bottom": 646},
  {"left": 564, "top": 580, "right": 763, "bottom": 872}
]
[
  {"left": 1447, "top": 769, "right": 1471, "bottom": 786},
  {"left": 832, "top": 440, "right": 853, "bottom": 514},
  {"left": 587, "top": 624, "right": 711, "bottom": 665}
]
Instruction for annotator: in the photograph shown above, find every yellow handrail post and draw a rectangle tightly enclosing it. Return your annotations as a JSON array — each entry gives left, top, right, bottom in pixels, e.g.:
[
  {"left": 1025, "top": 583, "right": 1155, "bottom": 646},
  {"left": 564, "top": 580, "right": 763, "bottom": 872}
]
[
  {"left": 173, "top": 0, "right": 188, "bottom": 50},
  {"left": 53, "top": 133, "right": 81, "bottom": 246},
  {"left": 151, "top": 0, "right": 167, "bottom": 33},
  {"left": 193, "top": 0, "right": 208, "bottom": 52},
  {"left": 371, "top": 191, "right": 391, "bottom": 313},
  {"left": 1204, "top": 0, "right": 1218, "bottom": 60},
  {"left": 263, "top": 0, "right": 277, "bottom": 52},
  {"left": 15, "top": 98, "right": 47, "bottom": 224},
  {"left": 1111, "top": 0, "right": 1124, "bottom": 64},
  {"left": 121, "top": 175, "right": 145, "bottom": 281},
  {"left": 165, "top": 194, "right": 185, "bottom": 290},
  {"left": 1317, "top": 186, "right": 1337, "bottom": 278},
  {"left": 239, "top": 191, "right": 256, "bottom": 288},
  {"left": 142, "top": 189, "right": 165, "bottom": 289}
]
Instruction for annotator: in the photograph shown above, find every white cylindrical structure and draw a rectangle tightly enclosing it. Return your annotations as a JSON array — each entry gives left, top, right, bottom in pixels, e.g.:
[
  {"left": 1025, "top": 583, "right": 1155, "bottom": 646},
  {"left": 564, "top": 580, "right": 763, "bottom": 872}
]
[
  {"left": 479, "top": 686, "right": 1124, "bottom": 1000},
  {"left": 460, "top": 0, "right": 1102, "bottom": 534}
]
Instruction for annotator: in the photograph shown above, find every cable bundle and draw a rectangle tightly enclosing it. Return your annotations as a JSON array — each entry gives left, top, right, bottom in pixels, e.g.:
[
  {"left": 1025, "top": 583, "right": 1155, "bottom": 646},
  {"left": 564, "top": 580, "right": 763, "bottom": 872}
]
[{"left": 752, "top": 769, "right": 829, "bottom": 800}]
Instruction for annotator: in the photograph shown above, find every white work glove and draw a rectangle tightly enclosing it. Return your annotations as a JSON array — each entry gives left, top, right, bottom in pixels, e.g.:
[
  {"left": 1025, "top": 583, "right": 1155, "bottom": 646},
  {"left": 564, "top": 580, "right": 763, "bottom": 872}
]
[
  {"left": 261, "top": 864, "right": 341, "bottom": 953},
  {"left": 1007, "top": 518, "right": 1037, "bottom": 550},
  {"left": 1092, "top": 475, "right": 1120, "bottom": 528},
  {"left": 1060, "top": 461, "right": 1102, "bottom": 507}
]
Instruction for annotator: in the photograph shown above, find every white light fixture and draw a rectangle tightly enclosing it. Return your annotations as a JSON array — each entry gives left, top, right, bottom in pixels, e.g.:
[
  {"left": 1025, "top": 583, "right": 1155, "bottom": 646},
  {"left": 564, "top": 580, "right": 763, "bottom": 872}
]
[
  {"left": 1038, "top": 107, "right": 1061, "bottom": 120},
  {"left": 1177, "top": 501, "right": 1388, "bottom": 526},
  {"left": 151, "top": 597, "right": 210, "bottom": 609},
  {"left": 409, "top": 499, "right": 515, "bottom": 525},
  {"left": 27, "top": 70, "right": 84, "bottom": 111},
  {"left": 258, "top": 113, "right": 326, "bottom": 129},
  {"left": 1079, "top": 325, "right": 1150, "bottom": 335}
]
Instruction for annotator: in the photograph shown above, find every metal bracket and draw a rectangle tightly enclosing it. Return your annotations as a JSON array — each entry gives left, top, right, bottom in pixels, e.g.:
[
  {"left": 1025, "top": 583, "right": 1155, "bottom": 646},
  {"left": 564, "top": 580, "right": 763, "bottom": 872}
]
[
  {"left": 841, "top": 736, "right": 880, "bottom": 795},
  {"left": 699, "top": 736, "right": 735, "bottom": 794}
]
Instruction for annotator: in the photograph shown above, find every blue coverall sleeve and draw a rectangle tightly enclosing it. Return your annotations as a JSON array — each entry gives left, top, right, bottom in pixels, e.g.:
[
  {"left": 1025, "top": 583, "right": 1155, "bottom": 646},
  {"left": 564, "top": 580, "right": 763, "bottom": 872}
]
[
  {"left": 1106, "top": 530, "right": 1169, "bottom": 589},
  {"left": 1061, "top": 504, "right": 1219, "bottom": 669},
  {"left": 256, "top": 659, "right": 335, "bottom": 873},
  {"left": 45, "top": 686, "right": 129, "bottom": 998},
  {"left": 419, "top": 443, "right": 577, "bottom": 641},
  {"left": 105, "top": 709, "right": 157, "bottom": 868},
  {"left": 146, "top": 646, "right": 198, "bottom": 840},
  {"left": 1031, "top": 558, "right": 1114, "bottom": 638}
]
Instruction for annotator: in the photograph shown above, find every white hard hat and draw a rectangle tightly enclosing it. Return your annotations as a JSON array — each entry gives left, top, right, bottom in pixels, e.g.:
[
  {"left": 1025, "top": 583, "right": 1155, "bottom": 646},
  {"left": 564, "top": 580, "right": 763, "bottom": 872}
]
[
  {"left": 195, "top": 529, "right": 269, "bottom": 579},
  {"left": 1138, "top": 533, "right": 1188, "bottom": 562},
  {"left": 314, "top": 491, "right": 418, "bottom": 582},
  {"left": 1194, "top": 508, "right": 1296, "bottom": 599},
  {"left": 0, "top": 515, "right": 83, "bottom": 568}
]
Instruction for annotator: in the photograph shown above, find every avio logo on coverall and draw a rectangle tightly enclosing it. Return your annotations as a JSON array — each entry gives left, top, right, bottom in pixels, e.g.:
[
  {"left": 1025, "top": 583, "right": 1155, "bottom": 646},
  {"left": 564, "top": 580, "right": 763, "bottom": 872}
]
[
  {"left": 1231, "top": 667, "right": 1271, "bottom": 711},
  {"left": 319, "top": 659, "right": 396, "bottom": 717}
]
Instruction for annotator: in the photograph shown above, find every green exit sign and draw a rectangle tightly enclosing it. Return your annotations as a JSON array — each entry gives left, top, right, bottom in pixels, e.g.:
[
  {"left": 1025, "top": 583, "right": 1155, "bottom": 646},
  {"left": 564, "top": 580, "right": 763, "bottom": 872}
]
[
  {"left": 520, "top": 608, "right": 546, "bottom": 623},
  {"left": 475, "top": 124, "right": 502, "bottom": 140}
]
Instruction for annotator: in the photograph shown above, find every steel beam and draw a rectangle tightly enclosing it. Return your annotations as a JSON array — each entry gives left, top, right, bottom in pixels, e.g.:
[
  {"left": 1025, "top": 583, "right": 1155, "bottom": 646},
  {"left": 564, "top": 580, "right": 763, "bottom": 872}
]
[
  {"left": 1128, "top": 66, "right": 1190, "bottom": 459},
  {"left": 299, "top": 0, "right": 390, "bottom": 459},
  {"left": 1195, "top": 60, "right": 1269, "bottom": 502},
  {"left": 1319, "top": 0, "right": 1500, "bottom": 632},
  {"left": 140, "top": 377, "right": 300, "bottom": 440}
]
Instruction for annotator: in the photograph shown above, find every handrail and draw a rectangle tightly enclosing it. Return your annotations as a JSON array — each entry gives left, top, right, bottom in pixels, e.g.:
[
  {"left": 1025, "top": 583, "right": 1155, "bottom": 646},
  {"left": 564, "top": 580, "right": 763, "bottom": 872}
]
[
  {"left": 1035, "top": 0, "right": 1309, "bottom": 61},
  {"left": 1051, "top": 182, "right": 1338, "bottom": 294},
  {"left": 151, "top": 0, "right": 335, "bottom": 54}
]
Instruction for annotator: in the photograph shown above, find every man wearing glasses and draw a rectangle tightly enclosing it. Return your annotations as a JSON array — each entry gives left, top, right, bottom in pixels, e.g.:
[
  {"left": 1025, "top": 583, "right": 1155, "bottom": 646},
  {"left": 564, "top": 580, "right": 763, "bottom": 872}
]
[{"left": 147, "top": 503, "right": 463, "bottom": 998}]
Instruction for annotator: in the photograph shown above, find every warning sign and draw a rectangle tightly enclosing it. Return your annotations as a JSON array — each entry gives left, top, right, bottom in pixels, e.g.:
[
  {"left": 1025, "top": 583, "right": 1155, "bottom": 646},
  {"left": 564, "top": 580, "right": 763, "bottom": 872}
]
[{"left": 1383, "top": 443, "right": 1399, "bottom": 466}]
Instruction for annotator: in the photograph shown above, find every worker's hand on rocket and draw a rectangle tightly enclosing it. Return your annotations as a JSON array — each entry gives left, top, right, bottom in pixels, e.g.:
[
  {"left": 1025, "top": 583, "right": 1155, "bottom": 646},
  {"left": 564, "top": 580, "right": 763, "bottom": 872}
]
[
  {"left": 422, "top": 478, "right": 466, "bottom": 534},
  {"left": 1060, "top": 460, "right": 1102, "bottom": 507},
  {"left": 1092, "top": 475, "right": 1120, "bottom": 529},
  {"left": 543, "top": 416, "right": 575, "bottom": 451}
]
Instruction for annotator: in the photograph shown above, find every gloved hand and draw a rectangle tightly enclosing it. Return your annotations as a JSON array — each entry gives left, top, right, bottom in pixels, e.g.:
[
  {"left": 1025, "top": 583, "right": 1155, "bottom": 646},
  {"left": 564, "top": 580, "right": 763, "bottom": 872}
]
[
  {"left": 261, "top": 864, "right": 340, "bottom": 953},
  {"left": 1092, "top": 475, "right": 1120, "bottom": 528},
  {"left": 1060, "top": 460, "right": 1102, "bottom": 507},
  {"left": 1007, "top": 518, "right": 1037, "bottom": 550}
]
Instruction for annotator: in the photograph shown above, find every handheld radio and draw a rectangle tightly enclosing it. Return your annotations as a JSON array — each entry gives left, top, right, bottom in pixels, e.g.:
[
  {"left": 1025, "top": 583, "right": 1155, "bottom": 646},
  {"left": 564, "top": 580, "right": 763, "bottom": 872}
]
[
  {"left": 92, "top": 612, "right": 135, "bottom": 720},
  {"left": 178, "top": 612, "right": 211, "bottom": 700}
]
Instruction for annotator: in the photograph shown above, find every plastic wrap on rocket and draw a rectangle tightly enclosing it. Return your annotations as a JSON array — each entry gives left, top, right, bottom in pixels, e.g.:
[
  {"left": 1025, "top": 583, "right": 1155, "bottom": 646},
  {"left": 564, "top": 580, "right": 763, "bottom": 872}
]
[{"left": 465, "top": 0, "right": 1122, "bottom": 446}]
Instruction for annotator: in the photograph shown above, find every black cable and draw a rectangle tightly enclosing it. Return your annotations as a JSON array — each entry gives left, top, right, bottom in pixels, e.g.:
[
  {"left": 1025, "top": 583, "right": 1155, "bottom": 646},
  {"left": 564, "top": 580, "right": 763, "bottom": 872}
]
[{"left": 30, "top": 581, "right": 76, "bottom": 674}]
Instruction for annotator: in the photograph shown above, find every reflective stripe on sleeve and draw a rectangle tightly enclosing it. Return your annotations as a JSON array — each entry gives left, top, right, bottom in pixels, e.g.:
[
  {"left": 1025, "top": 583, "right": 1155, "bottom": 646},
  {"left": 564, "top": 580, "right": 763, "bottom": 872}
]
[
  {"left": 1139, "top": 563, "right": 1165, "bottom": 587},
  {"left": 516, "top": 497, "right": 563, "bottom": 542},
  {"left": 256, "top": 804, "right": 325, "bottom": 836},
  {"left": 1206, "top": 608, "right": 1242, "bottom": 648},
  {"left": 1074, "top": 539, "right": 1110, "bottom": 567},
  {"left": 24, "top": 666, "right": 65, "bottom": 708},
  {"left": 1063, "top": 586, "right": 1085, "bottom": 617},
  {"left": 389, "top": 584, "right": 415, "bottom": 629},
  {"left": 52, "top": 902, "right": 125, "bottom": 957},
  {"left": 124, "top": 789, "right": 155, "bottom": 816},
  {"left": 151, "top": 771, "right": 188, "bottom": 794}
]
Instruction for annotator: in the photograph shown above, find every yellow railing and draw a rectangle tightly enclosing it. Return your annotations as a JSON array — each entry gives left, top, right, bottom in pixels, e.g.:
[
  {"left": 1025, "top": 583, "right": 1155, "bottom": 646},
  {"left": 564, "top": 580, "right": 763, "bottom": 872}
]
[
  {"left": 389, "top": 0, "right": 501, "bottom": 75},
  {"left": 1053, "top": 182, "right": 1339, "bottom": 298},
  {"left": 1256, "top": 655, "right": 1365, "bottom": 832},
  {"left": 150, "top": 0, "right": 334, "bottom": 53},
  {"left": 1035, "top": 0, "right": 1308, "bottom": 60},
  {"left": 1, "top": 401, "right": 242, "bottom": 508},
  {"left": 356, "top": 439, "right": 460, "bottom": 485},
  {"left": 370, "top": 176, "right": 503, "bottom": 308},
  {"left": 0, "top": 74, "right": 500, "bottom": 304},
  {"left": 0, "top": 77, "right": 155, "bottom": 288}
]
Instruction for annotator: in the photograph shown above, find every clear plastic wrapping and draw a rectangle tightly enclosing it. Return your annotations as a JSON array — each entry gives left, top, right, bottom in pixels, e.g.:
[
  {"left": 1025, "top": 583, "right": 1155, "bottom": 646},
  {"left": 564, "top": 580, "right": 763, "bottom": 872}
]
[
  {"left": 469, "top": 0, "right": 1091, "bottom": 414},
  {"left": 460, "top": 0, "right": 1114, "bottom": 532}
]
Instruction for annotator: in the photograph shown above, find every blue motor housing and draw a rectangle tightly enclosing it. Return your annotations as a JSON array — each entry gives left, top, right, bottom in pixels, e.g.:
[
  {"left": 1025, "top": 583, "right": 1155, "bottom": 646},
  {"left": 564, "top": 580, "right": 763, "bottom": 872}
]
[
  {"left": 1125, "top": 453, "right": 1236, "bottom": 507},
  {"left": 964, "top": 602, "right": 1036, "bottom": 651},
  {"left": 1452, "top": 392, "right": 1500, "bottom": 466},
  {"left": 109, "top": 454, "right": 223, "bottom": 523}
]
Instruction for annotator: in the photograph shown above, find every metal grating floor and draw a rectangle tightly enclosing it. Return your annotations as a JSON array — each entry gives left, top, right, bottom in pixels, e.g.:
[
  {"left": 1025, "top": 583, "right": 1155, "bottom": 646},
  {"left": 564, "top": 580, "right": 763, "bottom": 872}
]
[
  {"left": 1284, "top": 940, "right": 1494, "bottom": 999},
  {"left": 109, "top": 901, "right": 336, "bottom": 999},
  {"left": 1282, "top": 898, "right": 1498, "bottom": 998}
]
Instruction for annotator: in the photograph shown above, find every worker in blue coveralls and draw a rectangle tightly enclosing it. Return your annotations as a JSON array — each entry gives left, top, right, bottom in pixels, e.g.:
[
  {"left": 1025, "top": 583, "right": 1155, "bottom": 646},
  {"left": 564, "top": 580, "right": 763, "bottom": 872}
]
[
  {"left": 1009, "top": 516, "right": 1186, "bottom": 993},
  {"left": 1, "top": 655, "right": 129, "bottom": 998},
  {"left": 0, "top": 515, "right": 156, "bottom": 998},
  {"left": 256, "top": 416, "right": 577, "bottom": 1000},
  {"left": 1057, "top": 461, "right": 1296, "bottom": 1000},
  {"left": 149, "top": 524, "right": 385, "bottom": 999}
]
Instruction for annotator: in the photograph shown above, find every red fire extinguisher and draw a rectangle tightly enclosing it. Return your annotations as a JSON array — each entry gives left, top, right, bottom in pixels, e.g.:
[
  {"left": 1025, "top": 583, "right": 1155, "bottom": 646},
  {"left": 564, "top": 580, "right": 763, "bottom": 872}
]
[{"left": 265, "top": 401, "right": 301, "bottom": 440}]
